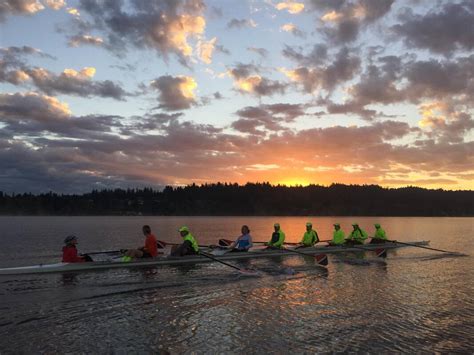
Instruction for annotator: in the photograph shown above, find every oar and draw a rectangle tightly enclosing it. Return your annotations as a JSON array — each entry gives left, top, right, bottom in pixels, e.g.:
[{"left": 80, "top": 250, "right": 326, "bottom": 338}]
[
  {"left": 84, "top": 249, "right": 123, "bottom": 256},
  {"left": 198, "top": 251, "right": 259, "bottom": 275},
  {"left": 267, "top": 245, "right": 328, "bottom": 266},
  {"left": 157, "top": 240, "right": 212, "bottom": 249},
  {"left": 387, "top": 239, "right": 468, "bottom": 256}
]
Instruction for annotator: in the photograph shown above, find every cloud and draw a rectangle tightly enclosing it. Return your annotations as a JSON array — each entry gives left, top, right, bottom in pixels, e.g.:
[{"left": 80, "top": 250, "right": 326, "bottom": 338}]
[
  {"left": 227, "top": 18, "right": 257, "bottom": 29},
  {"left": 232, "top": 103, "right": 306, "bottom": 135},
  {"left": 281, "top": 47, "right": 361, "bottom": 93},
  {"left": 311, "top": 0, "right": 394, "bottom": 44},
  {"left": 247, "top": 47, "right": 269, "bottom": 58},
  {"left": 226, "top": 63, "right": 287, "bottom": 97},
  {"left": 403, "top": 56, "right": 474, "bottom": 102},
  {"left": 418, "top": 101, "right": 474, "bottom": 144},
  {"left": 280, "top": 23, "right": 306, "bottom": 38},
  {"left": 0, "top": 0, "right": 44, "bottom": 21},
  {"left": 68, "top": 34, "right": 104, "bottom": 47},
  {"left": 392, "top": 1, "right": 474, "bottom": 55},
  {"left": 275, "top": 2, "right": 305, "bottom": 14},
  {"left": 68, "top": 0, "right": 207, "bottom": 65},
  {"left": 197, "top": 37, "right": 217, "bottom": 64},
  {"left": 44, "top": 0, "right": 65, "bottom": 10},
  {"left": 25, "top": 66, "right": 127, "bottom": 100},
  {"left": 1, "top": 96, "right": 472, "bottom": 193},
  {"left": 150, "top": 75, "right": 197, "bottom": 111},
  {"left": 0, "top": 47, "right": 127, "bottom": 99}
]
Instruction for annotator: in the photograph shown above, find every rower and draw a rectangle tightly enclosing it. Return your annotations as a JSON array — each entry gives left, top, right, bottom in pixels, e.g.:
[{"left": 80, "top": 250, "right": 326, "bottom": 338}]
[
  {"left": 298, "top": 222, "right": 319, "bottom": 247},
  {"left": 265, "top": 223, "right": 285, "bottom": 248},
  {"left": 370, "top": 223, "right": 387, "bottom": 244},
  {"left": 328, "top": 223, "right": 345, "bottom": 246},
  {"left": 62, "top": 235, "right": 92, "bottom": 263},
  {"left": 345, "top": 223, "right": 368, "bottom": 245},
  {"left": 227, "top": 225, "right": 253, "bottom": 252},
  {"left": 170, "top": 226, "right": 199, "bottom": 256},
  {"left": 123, "top": 225, "right": 159, "bottom": 261}
]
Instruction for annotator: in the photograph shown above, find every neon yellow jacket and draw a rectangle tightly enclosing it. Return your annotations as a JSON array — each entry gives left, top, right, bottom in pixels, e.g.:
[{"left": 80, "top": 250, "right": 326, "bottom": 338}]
[
  {"left": 184, "top": 233, "right": 199, "bottom": 252},
  {"left": 373, "top": 228, "right": 387, "bottom": 240},
  {"left": 268, "top": 230, "right": 285, "bottom": 248},
  {"left": 347, "top": 228, "right": 368, "bottom": 243},
  {"left": 301, "top": 230, "right": 319, "bottom": 246},
  {"left": 332, "top": 229, "right": 345, "bottom": 245}
]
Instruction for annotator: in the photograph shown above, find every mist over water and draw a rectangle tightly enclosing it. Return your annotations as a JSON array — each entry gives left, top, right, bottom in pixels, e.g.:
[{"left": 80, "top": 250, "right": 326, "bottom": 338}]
[{"left": 0, "top": 216, "right": 473, "bottom": 353}]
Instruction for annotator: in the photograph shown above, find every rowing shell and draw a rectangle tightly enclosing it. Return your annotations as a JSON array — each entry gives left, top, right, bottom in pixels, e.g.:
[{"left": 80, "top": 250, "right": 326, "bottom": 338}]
[{"left": 0, "top": 241, "right": 429, "bottom": 275}]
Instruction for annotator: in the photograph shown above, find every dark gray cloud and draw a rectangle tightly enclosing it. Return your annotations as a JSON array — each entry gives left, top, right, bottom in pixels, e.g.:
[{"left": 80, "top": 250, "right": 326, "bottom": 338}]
[
  {"left": 26, "top": 67, "right": 127, "bottom": 100},
  {"left": 247, "top": 47, "right": 269, "bottom": 58},
  {"left": 150, "top": 75, "right": 197, "bottom": 111},
  {"left": 284, "top": 47, "right": 361, "bottom": 93},
  {"left": 311, "top": 0, "right": 394, "bottom": 44},
  {"left": 392, "top": 1, "right": 474, "bottom": 55},
  {"left": 228, "top": 63, "right": 288, "bottom": 97},
  {"left": 404, "top": 56, "right": 474, "bottom": 102},
  {"left": 232, "top": 103, "right": 306, "bottom": 135},
  {"left": 68, "top": 34, "right": 104, "bottom": 47},
  {"left": 71, "top": 0, "right": 206, "bottom": 65},
  {"left": 227, "top": 18, "right": 256, "bottom": 29},
  {"left": 0, "top": 47, "right": 127, "bottom": 100}
]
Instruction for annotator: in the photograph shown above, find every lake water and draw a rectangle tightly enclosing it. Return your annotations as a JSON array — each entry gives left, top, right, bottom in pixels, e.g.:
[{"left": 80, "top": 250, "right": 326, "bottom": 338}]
[{"left": 0, "top": 216, "right": 473, "bottom": 353}]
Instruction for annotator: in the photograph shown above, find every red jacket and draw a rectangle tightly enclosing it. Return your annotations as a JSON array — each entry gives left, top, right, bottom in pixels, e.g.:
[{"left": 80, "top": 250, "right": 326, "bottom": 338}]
[{"left": 62, "top": 245, "right": 85, "bottom": 263}]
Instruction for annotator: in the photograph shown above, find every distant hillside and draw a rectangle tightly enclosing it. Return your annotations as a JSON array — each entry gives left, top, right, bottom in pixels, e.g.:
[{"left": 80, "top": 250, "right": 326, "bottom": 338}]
[{"left": 0, "top": 183, "right": 473, "bottom": 216}]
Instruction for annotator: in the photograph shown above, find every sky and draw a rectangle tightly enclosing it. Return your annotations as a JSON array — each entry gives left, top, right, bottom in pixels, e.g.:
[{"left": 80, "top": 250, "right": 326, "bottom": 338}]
[{"left": 0, "top": 0, "right": 473, "bottom": 193}]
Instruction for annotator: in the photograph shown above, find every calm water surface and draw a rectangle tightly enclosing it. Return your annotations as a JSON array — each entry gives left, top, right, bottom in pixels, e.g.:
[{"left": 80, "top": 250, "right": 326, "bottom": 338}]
[{"left": 0, "top": 216, "right": 473, "bottom": 353}]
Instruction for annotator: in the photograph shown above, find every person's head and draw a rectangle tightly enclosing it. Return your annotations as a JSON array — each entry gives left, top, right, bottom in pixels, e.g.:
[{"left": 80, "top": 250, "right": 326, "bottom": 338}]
[
  {"left": 142, "top": 225, "right": 151, "bottom": 235},
  {"left": 334, "top": 223, "right": 340, "bottom": 230},
  {"left": 241, "top": 225, "right": 250, "bottom": 234},
  {"left": 179, "top": 226, "right": 189, "bottom": 237},
  {"left": 274, "top": 223, "right": 280, "bottom": 231},
  {"left": 306, "top": 222, "right": 312, "bottom": 231},
  {"left": 64, "top": 235, "right": 78, "bottom": 246},
  {"left": 352, "top": 223, "right": 359, "bottom": 230},
  {"left": 374, "top": 223, "right": 381, "bottom": 229}
]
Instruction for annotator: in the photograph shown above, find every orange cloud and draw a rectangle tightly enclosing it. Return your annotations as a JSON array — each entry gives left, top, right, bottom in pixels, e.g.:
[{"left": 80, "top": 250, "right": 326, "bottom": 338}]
[{"left": 275, "top": 2, "right": 304, "bottom": 14}]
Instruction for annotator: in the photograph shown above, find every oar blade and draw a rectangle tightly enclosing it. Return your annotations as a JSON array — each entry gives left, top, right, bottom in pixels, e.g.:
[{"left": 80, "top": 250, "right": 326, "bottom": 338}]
[
  {"left": 315, "top": 253, "right": 328, "bottom": 266},
  {"left": 375, "top": 248, "right": 387, "bottom": 258},
  {"left": 219, "top": 239, "right": 233, "bottom": 247}
]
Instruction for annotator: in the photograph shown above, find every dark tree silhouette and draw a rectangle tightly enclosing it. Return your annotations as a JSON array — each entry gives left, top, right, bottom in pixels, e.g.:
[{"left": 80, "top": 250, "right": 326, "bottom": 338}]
[{"left": 0, "top": 183, "right": 472, "bottom": 216}]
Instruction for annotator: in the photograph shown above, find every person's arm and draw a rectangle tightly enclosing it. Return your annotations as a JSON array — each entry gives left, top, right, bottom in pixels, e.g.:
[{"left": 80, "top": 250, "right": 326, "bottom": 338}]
[
  {"left": 274, "top": 231, "right": 285, "bottom": 248},
  {"left": 314, "top": 230, "right": 319, "bottom": 243}
]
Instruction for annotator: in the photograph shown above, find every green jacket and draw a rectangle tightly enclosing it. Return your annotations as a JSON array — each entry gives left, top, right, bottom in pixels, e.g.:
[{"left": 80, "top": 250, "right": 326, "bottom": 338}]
[
  {"left": 332, "top": 229, "right": 345, "bottom": 245},
  {"left": 373, "top": 228, "right": 387, "bottom": 240},
  {"left": 184, "top": 233, "right": 199, "bottom": 252},
  {"left": 268, "top": 230, "right": 285, "bottom": 248},
  {"left": 301, "top": 230, "right": 319, "bottom": 246},
  {"left": 347, "top": 228, "right": 368, "bottom": 243}
]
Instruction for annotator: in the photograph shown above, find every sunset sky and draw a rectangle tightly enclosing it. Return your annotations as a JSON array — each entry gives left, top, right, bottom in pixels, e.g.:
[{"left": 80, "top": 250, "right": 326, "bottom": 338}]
[{"left": 0, "top": 0, "right": 473, "bottom": 193}]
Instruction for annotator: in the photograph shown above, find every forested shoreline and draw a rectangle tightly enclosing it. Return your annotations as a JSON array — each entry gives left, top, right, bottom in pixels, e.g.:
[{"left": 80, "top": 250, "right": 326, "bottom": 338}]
[{"left": 0, "top": 183, "right": 472, "bottom": 216}]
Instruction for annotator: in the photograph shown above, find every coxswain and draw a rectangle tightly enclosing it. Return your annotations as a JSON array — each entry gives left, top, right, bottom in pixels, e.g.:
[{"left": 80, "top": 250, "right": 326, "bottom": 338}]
[
  {"left": 328, "top": 223, "right": 345, "bottom": 246},
  {"left": 123, "top": 225, "right": 159, "bottom": 261},
  {"left": 370, "top": 223, "right": 387, "bottom": 244},
  {"left": 170, "top": 226, "right": 200, "bottom": 256},
  {"left": 228, "top": 225, "right": 253, "bottom": 252},
  {"left": 298, "top": 222, "right": 319, "bottom": 247},
  {"left": 62, "top": 235, "right": 92, "bottom": 263},
  {"left": 265, "top": 223, "right": 285, "bottom": 248},
  {"left": 345, "top": 223, "right": 368, "bottom": 245}
]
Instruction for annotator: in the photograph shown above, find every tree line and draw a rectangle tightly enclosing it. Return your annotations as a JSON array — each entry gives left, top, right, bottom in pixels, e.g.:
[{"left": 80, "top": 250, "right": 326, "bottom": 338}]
[{"left": 0, "top": 183, "right": 472, "bottom": 216}]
